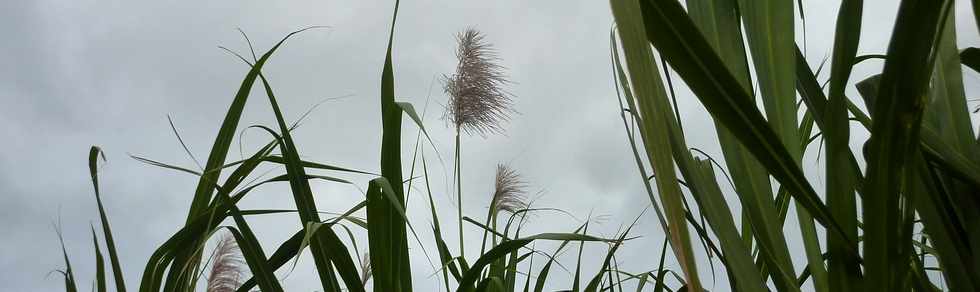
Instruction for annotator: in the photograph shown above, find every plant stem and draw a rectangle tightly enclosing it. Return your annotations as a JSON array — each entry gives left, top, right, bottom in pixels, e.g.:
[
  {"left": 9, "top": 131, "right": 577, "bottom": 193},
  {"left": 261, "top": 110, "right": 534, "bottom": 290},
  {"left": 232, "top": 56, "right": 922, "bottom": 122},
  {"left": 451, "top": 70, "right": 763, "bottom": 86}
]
[{"left": 455, "top": 130, "right": 464, "bottom": 257}]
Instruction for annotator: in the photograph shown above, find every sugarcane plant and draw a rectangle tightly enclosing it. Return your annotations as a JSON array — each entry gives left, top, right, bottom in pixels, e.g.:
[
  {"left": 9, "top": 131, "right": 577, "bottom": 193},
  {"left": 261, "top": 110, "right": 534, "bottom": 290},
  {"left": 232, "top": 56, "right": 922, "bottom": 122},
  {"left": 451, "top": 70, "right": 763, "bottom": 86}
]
[{"left": 610, "top": 0, "right": 980, "bottom": 291}]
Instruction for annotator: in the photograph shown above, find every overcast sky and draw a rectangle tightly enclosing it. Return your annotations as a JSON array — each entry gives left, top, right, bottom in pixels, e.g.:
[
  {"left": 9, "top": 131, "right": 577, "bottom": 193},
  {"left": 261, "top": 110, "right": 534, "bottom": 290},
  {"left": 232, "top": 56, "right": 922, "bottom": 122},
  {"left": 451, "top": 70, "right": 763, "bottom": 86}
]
[{"left": 2, "top": 1, "right": 978, "bottom": 291}]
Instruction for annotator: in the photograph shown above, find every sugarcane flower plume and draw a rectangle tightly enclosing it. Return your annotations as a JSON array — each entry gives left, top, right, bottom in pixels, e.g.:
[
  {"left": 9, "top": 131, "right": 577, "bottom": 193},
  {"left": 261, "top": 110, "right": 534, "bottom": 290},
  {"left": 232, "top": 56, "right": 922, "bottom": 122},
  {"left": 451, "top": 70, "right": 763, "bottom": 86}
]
[
  {"left": 443, "top": 28, "right": 515, "bottom": 136},
  {"left": 492, "top": 164, "right": 527, "bottom": 214},
  {"left": 206, "top": 232, "right": 248, "bottom": 292}
]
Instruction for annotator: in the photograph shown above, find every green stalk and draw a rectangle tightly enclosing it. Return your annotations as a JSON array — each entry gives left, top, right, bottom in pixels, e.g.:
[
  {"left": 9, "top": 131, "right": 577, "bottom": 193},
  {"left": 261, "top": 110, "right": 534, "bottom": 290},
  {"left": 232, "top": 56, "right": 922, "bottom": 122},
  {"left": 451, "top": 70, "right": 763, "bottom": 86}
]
[{"left": 455, "top": 130, "right": 465, "bottom": 257}]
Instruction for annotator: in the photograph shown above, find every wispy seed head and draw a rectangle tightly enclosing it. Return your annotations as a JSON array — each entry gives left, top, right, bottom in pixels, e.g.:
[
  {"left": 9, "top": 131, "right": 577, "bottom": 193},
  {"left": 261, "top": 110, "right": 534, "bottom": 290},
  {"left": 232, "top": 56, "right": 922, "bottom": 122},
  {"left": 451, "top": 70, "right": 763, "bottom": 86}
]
[
  {"left": 206, "top": 232, "right": 248, "bottom": 292},
  {"left": 492, "top": 164, "right": 527, "bottom": 215},
  {"left": 443, "top": 28, "right": 515, "bottom": 136}
]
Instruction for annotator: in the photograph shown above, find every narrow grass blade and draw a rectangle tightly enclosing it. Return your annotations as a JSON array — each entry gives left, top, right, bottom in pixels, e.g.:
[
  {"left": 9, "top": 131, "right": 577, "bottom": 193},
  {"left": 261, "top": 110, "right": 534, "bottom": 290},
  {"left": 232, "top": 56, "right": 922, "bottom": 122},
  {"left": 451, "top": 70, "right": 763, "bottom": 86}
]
[
  {"left": 610, "top": 28, "right": 670, "bottom": 236},
  {"left": 861, "top": 0, "right": 948, "bottom": 288},
  {"left": 736, "top": 0, "right": 799, "bottom": 159},
  {"left": 823, "top": 1, "right": 864, "bottom": 291},
  {"left": 223, "top": 203, "right": 284, "bottom": 292},
  {"left": 684, "top": 158, "right": 768, "bottom": 292},
  {"left": 236, "top": 229, "right": 304, "bottom": 292},
  {"left": 55, "top": 224, "right": 78, "bottom": 292},
  {"left": 88, "top": 147, "right": 126, "bottom": 292},
  {"left": 609, "top": 1, "right": 703, "bottom": 289},
  {"left": 367, "top": 1, "right": 413, "bottom": 291},
  {"left": 794, "top": 48, "right": 864, "bottom": 184},
  {"left": 91, "top": 225, "right": 107, "bottom": 292}
]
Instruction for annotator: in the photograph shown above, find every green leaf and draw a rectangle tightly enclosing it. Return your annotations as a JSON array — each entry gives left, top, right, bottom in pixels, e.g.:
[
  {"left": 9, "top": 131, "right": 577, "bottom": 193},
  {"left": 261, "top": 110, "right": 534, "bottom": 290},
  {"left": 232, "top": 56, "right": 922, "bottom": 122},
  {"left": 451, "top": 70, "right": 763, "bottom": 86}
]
[
  {"left": 610, "top": 1, "right": 703, "bottom": 289},
  {"left": 683, "top": 158, "right": 768, "bottom": 292},
  {"left": 91, "top": 225, "right": 107, "bottom": 292},
  {"left": 224, "top": 203, "right": 284, "bottom": 292},
  {"left": 236, "top": 229, "right": 305, "bottom": 292},
  {"left": 823, "top": 1, "right": 864, "bottom": 291},
  {"left": 88, "top": 147, "right": 126, "bottom": 292},
  {"left": 367, "top": 1, "right": 413, "bottom": 291},
  {"left": 861, "top": 0, "right": 948, "bottom": 288},
  {"left": 736, "top": 0, "right": 799, "bottom": 159},
  {"left": 55, "top": 223, "right": 78, "bottom": 292}
]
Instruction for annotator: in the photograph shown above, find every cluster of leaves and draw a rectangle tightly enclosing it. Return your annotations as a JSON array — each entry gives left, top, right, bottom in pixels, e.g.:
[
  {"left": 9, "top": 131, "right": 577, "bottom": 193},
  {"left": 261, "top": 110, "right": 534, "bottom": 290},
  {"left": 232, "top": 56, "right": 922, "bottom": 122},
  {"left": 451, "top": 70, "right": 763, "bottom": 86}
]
[{"left": 611, "top": 0, "right": 980, "bottom": 291}]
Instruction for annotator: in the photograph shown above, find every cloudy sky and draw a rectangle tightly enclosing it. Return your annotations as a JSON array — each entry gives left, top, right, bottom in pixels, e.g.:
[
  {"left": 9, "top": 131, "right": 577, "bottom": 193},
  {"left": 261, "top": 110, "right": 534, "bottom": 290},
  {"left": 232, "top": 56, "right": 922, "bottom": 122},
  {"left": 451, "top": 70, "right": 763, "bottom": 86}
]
[{"left": 2, "top": 0, "right": 978, "bottom": 291}]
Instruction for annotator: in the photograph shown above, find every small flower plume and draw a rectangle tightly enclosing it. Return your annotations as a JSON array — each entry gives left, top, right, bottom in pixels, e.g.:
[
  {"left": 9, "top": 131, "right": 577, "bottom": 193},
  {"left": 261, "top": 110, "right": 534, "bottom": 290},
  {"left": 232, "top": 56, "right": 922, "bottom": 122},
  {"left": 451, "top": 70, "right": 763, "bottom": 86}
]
[
  {"left": 491, "top": 164, "right": 527, "bottom": 214},
  {"left": 206, "top": 232, "right": 248, "bottom": 292},
  {"left": 443, "top": 28, "right": 515, "bottom": 136}
]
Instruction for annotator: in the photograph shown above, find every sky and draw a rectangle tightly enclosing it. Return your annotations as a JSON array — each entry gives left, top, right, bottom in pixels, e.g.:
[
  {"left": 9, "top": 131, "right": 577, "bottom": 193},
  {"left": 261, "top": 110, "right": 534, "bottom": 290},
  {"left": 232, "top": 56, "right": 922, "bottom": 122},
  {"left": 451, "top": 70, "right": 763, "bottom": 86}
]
[{"left": 1, "top": 0, "right": 978, "bottom": 291}]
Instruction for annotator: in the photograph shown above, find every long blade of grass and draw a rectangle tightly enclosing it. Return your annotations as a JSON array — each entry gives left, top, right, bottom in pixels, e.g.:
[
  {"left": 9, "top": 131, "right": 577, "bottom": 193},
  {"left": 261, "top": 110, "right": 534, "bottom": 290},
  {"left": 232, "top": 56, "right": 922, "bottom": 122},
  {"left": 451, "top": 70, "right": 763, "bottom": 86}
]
[
  {"left": 223, "top": 202, "right": 284, "bottom": 292},
  {"left": 88, "top": 147, "right": 126, "bottom": 292},
  {"left": 572, "top": 222, "right": 589, "bottom": 292},
  {"left": 367, "top": 1, "right": 413, "bottom": 291},
  {"left": 91, "top": 225, "right": 107, "bottom": 292},
  {"left": 609, "top": 1, "right": 703, "bottom": 289},
  {"left": 55, "top": 223, "right": 78, "bottom": 292},
  {"left": 685, "top": 158, "right": 768, "bottom": 292},
  {"left": 421, "top": 151, "right": 459, "bottom": 290},
  {"left": 794, "top": 48, "right": 864, "bottom": 183},
  {"left": 823, "top": 1, "right": 864, "bottom": 291},
  {"left": 235, "top": 229, "right": 304, "bottom": 292},
  {"left": 861, "top": 0, "right": 948, "bottom": 288},
  {"left": 610, "top": 28, "right": 670, "bottom": 237},
  {"left": 736, "top": 0, "right": 799, "bottom": 159}
]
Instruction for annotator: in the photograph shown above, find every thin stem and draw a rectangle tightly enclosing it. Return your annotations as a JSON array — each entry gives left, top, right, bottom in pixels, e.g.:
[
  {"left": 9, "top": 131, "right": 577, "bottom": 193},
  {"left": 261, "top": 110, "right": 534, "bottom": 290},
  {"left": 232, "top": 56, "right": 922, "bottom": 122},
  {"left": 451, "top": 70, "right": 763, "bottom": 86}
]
[{"left": 455, "top": 130, "right": 465, "bottom": 256}]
